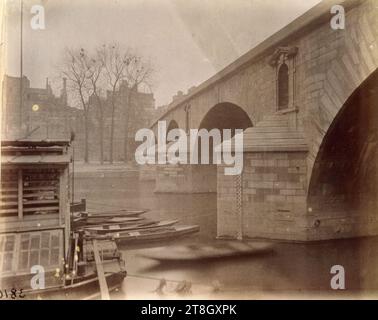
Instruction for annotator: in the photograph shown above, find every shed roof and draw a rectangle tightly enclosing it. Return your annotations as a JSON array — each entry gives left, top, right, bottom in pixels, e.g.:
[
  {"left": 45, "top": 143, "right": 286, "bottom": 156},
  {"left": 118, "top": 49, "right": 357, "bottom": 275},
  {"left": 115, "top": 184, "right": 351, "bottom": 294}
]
[{"left": 1, "top": 154, "right": 71, "bottom": 165}]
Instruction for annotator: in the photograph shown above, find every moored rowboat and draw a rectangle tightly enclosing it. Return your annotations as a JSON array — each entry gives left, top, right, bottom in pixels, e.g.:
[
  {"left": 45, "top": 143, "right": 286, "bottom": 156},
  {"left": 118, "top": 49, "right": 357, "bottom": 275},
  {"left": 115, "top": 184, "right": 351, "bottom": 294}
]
[
  {"left": 84, "top": 209, "right": 149, "bottom": 218},
  {"left": 112, "top": 225, "right": 200, "bottom": 245},
  {"left": 83, "top": 219, "right": 179, "bottom": 235},
  {"left": 140, "top": 241, "right": 274, "bottom": 262},
  {"left": 84, "top": 216, "right": 145, "bottom": 224}
]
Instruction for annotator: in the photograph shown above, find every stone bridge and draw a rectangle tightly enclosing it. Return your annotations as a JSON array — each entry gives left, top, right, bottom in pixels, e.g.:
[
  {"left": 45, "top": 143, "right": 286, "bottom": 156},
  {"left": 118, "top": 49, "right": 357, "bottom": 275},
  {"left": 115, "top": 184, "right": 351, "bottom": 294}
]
[{"left": 145, "top": 0, "right": 378, "bottom": 241}]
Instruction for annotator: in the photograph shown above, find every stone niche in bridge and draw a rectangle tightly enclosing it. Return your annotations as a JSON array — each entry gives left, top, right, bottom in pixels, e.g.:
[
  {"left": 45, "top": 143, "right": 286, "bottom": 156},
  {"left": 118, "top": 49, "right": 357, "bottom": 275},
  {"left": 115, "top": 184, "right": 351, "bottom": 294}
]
[{"left": 217, "top": 114, "right": 310, "bottom": 241}]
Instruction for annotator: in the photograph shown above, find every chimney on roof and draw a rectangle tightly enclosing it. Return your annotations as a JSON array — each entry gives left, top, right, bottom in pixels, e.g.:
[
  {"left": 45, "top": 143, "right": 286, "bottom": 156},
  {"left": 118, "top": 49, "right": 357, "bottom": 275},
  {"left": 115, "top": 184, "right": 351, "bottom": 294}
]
[
  {"left": 172, "top": 90, "right": 184, "bottom": 102},
  {"left": 60, "top": 77, "right": 67, "bottom": 106},
  {"left": 45, "top": 77, "right": 53, "bottom": 95}
]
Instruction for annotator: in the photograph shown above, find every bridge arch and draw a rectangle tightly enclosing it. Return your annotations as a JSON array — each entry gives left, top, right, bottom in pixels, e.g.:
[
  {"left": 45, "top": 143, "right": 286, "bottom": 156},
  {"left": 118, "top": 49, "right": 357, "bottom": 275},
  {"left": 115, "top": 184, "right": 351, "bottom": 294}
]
[
  {"left": 198, "top": 102, "right": 253, "bottom": 132},
  {"left": 187, "top": 102, "right": 253, "bottom": 193},
  {"left": 308, "top": 68, "right": 378, "bottom": 218},
  {"left": 197, "top": 102, "right": 253, "bottom": 162}
]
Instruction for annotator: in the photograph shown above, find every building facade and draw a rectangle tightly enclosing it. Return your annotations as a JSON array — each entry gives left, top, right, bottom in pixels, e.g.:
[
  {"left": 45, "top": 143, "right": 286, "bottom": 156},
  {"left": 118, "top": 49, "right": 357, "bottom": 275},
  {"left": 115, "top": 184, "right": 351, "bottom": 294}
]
[
  {"left": 1, "top": 75, "right": 78, "bottom": 141},
  {"left": 1, "top": 75, "right": 156, "bottom": 163},
  {"left": 85, "top": 80, "right": 156, "bottom": 162}
]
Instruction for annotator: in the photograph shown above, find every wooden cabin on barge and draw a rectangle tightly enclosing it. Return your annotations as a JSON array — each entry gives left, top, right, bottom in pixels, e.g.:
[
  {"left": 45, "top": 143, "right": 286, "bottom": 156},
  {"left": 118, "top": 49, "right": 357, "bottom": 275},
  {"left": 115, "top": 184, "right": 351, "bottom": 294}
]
[{"left": 0, "top": 140, "right": 126, "bottom": 299}]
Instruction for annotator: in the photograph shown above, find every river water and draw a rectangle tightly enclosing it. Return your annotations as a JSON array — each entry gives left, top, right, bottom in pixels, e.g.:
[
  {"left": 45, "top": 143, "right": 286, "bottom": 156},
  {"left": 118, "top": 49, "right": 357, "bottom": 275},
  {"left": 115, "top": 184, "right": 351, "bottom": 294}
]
[{"left": 75, "top": 173, "right": 378, "bottom": 299}]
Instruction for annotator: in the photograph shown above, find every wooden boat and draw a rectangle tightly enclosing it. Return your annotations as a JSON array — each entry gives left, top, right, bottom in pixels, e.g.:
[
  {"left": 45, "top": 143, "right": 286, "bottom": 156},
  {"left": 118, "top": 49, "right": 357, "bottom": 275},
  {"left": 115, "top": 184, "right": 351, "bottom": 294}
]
[
  {"left": 5, "top": 238, "right": 127, "bottom": 300},
  {"left": 109, "top": 217, "right": 150, "bottom": 223},
  {"left": 113, "top": 225, "right": 200, "bottom": 245},
  {"left": 20, "top": 270, "right": 126, "bottom": 300},
  {"left": 0, "top": 140, "right": 126, "bottom": 300},
  {"left": 83, "top": 209, "right": 149, "bottom": 218},
  {"left": 82, "top": 216, "right": 145, "bottom": 225},
  {"left": 83, "top": 219, "right": 179, "bottom": 235},
  {"left": 73, "top": 216, "right": 146, "bottom": 228},
  {"left": 140, "top": 241, "right": 274, "bottom": 262}
]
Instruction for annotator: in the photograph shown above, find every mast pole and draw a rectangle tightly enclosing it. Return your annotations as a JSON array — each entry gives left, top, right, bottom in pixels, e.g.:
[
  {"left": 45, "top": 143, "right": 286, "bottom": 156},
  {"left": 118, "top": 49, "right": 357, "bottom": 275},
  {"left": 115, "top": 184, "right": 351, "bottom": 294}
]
[{"left": 19, "top": 0, "right": 23, "bottom": 132}]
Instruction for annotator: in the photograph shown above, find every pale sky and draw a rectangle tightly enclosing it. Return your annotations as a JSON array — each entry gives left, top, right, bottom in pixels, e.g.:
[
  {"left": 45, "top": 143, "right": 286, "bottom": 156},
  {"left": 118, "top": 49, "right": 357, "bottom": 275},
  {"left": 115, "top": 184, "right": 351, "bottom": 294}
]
[{"left": 4, "top": 0, "right": 321, "bottom": 107}]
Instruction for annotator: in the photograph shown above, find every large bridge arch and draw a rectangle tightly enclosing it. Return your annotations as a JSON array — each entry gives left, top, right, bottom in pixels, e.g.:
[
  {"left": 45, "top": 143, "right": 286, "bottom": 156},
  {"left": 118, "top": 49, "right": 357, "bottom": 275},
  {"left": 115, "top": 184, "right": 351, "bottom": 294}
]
[
  {"left": 306, "top": 1, "right": 378, "bottom": 179},
  {"left": 307, "top": 67, "right": 378, "bottom": 236}
]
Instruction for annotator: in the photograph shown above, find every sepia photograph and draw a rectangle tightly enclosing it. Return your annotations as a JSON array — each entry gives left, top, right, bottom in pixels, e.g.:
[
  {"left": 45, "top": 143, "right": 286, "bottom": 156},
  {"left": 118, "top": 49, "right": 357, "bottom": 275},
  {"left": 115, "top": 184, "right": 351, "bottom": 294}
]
[{"left": 0, "top": 0, "right": 378, "bottom": 306}]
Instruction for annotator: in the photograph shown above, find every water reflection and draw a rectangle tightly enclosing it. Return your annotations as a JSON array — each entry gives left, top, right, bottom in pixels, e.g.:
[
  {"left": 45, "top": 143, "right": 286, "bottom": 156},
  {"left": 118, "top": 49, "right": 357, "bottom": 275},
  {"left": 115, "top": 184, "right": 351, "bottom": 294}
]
[{"left": 75, "top": 174, "right": 378, "bottom": 299}]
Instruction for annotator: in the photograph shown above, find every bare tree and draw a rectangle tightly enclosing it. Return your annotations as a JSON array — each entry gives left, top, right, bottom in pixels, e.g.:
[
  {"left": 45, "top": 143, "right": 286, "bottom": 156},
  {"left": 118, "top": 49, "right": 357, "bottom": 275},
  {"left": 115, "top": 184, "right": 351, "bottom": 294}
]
[
  {"left": 59, "top": 48, "right": 92, "bottom": 163},
  {"left": 58, "top": 45, "right": 154, "bottom": 164},
  {"left": 85, "top": 55, "right": 106, "bottom": 164},
  {"left": 123, "top": 55, "right": 154, "bottom": 162},
  {"left": 97, "top": 44, "right": 131, "bottom": 164}
]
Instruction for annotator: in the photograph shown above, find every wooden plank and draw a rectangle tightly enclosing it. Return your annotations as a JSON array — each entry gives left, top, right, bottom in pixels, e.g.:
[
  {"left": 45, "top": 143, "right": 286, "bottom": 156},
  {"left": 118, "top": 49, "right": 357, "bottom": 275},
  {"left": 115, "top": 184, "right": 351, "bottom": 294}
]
[
  {"left": 23, "top": 180, "right": 58, "bottom": 184},
  {"left": 0, "top": 208, "right": 18, "bottom": 214},
  {"left": 23, "top": 206, "right": 59, "bottom": 213},
  {"left": 1, "top": 206, "right": 60, "bottom": 214},
  {"left": 23, "top": 186, "right": 57, "bottom": 191},
  {"left": 92, "top": 240, "right": 110, "bottom": 300},
  {"left": 23, "top": 199, "right": 59, "bottom": 205},
  {"left": 2, "top": 147, "right": 64, "bottom": 153},
  {"left": 0, "top": 194, "right": 18, "bottom": 199},
  {"left": 1, "top": 140, "right": 69, "bottom": 147},
  {"left": 18, "top": 169, "right": 23, "bottom": 220},
  {"left": 1, "top": 188, "right": 18, "bottom": 192},
  {"left": 1, "top": 201, "right": 18, "bottom": 206},
  {"left": 1, "top": 193, "right": 57, "bottom": 200},
  {"left": 24, "top": 192, "right": 58, "bottom": 198}
]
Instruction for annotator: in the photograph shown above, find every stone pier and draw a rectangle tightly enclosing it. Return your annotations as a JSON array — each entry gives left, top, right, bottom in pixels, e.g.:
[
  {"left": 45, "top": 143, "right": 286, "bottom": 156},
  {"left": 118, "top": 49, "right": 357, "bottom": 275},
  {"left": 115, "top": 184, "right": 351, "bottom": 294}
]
[{"left": 217, "top": 114, "right": 310, "bottom": 241}]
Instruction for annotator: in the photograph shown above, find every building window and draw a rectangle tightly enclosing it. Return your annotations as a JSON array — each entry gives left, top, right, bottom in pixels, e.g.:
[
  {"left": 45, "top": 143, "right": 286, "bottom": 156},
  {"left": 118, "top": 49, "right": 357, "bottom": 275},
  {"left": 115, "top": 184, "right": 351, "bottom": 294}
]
[
  {"left": 0, "top": 230, "right": 63, "bottom": 276},
  {"left": 277, "top": 63, "right": 289, "bottom": 110}
]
